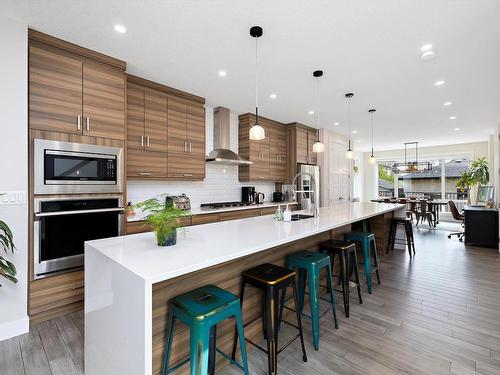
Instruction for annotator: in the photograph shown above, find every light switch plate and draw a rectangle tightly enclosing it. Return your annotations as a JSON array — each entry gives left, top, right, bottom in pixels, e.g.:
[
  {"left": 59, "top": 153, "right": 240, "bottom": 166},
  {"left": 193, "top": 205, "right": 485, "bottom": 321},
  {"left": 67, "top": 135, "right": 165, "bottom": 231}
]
[{"left": 0, "top": 191, "right": 26, "bottom": 205}]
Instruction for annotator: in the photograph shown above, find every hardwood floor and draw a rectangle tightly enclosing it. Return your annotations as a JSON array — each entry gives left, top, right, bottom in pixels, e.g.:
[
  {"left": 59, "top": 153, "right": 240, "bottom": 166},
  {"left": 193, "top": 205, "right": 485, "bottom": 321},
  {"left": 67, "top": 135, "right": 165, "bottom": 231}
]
[{"left": 3, "top": 224, "right": 500, "bottom": 375}]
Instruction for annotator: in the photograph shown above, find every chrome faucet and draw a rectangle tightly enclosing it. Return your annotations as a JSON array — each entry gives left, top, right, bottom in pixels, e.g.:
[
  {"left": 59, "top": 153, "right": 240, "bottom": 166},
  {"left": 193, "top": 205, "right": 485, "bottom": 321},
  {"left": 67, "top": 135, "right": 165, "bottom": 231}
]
[{"left": 292, "top": 172, "right": 319, "bottom": 217}]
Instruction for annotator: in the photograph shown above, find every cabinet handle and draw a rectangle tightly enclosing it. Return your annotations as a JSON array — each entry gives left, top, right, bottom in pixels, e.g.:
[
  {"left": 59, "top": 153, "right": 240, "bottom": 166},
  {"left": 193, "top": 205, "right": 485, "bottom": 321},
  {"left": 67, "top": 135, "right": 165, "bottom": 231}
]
[
  {"left": 189, "top": 142, "right": 192, "bottom": 152},
  {"left": 184, "top": 141, "right": 187, "bottom": 152},
  {"left": 147, "top": 136, "right": 151, "bottom": 147},
  {"left": 139, "top": 172, "right": 152, "bottom": 176},
  {"left": 141, "top": 135, "right": 144, "bottom": 147},
  {"left": 183, "top": 173, "right": 193, "bottom": 177},
  {"left": 86, "top": 117, "right": 90, "bottom": 132},
  {"left": 77, "top": 115, "right": 81, "bottom": 131}
]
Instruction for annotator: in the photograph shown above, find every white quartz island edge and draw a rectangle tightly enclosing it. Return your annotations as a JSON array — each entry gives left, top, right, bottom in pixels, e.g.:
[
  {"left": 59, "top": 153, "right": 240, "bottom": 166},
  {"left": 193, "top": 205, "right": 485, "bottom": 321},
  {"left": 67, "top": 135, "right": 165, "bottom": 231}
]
[{"left": 85, "top": 202, "right": 404, "bottom": 375}]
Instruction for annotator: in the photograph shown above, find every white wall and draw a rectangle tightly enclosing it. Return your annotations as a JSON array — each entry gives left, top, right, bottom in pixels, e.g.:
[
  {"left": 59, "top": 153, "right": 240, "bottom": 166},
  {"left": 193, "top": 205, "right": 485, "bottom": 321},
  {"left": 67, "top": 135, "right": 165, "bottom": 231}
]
[
  {"left": 127, "top": 106, "right": 275, "bottom": 208},
  {"left": 361, "top": 141, "right": 490, "bottom": 202},
  {"left": 0, "top": 16, "right": 29, "bottom": 340}
]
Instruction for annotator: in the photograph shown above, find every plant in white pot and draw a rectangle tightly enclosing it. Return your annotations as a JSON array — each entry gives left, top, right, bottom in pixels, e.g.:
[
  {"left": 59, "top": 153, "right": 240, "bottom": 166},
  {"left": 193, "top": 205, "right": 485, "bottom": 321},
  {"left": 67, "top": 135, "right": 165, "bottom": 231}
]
[
  {"left": 0, "top": 214, "right": 17, "bottom": 286},
  {"left": 134, "top": 195, "right": 189, "bottom": 246}
]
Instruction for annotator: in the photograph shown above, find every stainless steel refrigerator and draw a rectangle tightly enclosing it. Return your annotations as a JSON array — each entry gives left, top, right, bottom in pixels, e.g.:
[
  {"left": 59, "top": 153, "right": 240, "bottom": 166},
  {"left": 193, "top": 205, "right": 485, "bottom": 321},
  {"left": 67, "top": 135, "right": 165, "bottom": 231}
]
[{"left": 296, "top": 164, "right": 320, "bottom": 210}]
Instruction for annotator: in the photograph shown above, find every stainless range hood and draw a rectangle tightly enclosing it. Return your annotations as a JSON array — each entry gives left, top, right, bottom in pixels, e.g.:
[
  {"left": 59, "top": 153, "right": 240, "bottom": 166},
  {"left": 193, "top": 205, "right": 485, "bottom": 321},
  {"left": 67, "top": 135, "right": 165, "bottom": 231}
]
[{"left": 206, "top": 107, "right": 252, "bottom": 165}]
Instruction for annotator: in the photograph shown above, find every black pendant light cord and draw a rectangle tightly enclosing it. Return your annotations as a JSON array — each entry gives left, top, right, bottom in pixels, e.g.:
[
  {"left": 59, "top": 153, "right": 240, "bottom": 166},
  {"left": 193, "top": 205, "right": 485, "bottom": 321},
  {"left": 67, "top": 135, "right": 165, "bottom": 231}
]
[
  {"left": 255, "top": 33, "right": 259, "bottom": 125},
  {"left": 369, "top": 109, "right": 376, "bottom": 157},
  {"left": 345, "top": 93, "right": 353, "bottom": 151},
  {"left": 316, "top": 73, "right": 320, "bottom": 141}
]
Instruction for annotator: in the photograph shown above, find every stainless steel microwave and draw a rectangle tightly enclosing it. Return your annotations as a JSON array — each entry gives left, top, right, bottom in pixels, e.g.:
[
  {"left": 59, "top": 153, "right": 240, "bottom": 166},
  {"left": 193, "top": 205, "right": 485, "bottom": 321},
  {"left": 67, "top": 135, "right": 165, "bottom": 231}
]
[{"left": 34, "top": 139, "right": 123, "bottom": 194}]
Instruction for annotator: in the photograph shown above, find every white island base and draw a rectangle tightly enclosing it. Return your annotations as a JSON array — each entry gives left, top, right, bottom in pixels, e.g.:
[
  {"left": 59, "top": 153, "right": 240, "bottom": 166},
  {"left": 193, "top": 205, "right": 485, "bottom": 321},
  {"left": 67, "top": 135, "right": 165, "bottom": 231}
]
[{"left": 85, "top": 203, "right": 404, "bottom": 375}]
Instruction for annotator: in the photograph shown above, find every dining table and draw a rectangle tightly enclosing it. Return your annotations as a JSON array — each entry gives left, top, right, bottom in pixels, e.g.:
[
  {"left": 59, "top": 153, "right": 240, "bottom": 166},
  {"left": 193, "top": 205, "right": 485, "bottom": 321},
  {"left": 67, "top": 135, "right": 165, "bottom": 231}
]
[{"left": 371, "top": 198, "right": 449, "bottom": 227}]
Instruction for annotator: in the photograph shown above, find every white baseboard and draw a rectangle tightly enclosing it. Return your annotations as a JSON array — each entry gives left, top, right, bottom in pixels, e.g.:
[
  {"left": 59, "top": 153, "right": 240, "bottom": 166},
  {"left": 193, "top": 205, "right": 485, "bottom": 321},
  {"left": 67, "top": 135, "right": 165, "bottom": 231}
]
[{"left": 0, "top": 316, "right": 29, "bottom": 341}]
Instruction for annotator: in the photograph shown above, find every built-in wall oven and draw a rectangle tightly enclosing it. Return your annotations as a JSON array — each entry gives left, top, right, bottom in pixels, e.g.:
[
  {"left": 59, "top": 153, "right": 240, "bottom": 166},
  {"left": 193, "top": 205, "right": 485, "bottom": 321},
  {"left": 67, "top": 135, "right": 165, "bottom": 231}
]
[
  {"left": 34, "top": 139, "right": 123, "bottom": 195},
  {"left": 33, "top": 196, "right": 124, "bottom": 279}
]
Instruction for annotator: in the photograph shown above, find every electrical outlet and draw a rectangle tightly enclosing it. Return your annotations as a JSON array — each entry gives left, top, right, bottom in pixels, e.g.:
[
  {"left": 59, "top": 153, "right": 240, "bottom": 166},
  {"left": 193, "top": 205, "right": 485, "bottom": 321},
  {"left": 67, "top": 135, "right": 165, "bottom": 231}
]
[{"left": 0, "top": 191, "right": 26, "bottom": 205}]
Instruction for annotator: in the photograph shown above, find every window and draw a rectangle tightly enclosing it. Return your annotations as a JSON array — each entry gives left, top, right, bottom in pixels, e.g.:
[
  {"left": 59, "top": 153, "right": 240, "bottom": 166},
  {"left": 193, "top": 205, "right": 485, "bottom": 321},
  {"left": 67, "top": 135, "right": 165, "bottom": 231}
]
[{"left": 378, "top": 163, "right": 395, "bottom": 197}]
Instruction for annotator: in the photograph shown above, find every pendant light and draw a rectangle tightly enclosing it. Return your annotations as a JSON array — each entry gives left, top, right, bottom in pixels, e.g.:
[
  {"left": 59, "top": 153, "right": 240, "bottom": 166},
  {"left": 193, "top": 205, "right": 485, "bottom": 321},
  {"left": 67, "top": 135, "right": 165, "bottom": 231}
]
[
  {"left": 248, "top": 26, "right": 265, "bottom": 141},
  {"left": 345, "top": 93, "right": 354, "bottom": 159},
  {"left": 369, "top": 109, "right": 376, "bottom": 164},
  {"left": 312, "top": 70, "right": 325, "bottom": 153}
]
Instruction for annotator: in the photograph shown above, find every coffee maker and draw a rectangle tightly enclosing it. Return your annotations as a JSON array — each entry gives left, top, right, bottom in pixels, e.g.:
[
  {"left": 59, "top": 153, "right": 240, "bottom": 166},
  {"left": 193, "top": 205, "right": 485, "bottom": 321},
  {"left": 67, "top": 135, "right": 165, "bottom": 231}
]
[{"left": 242, "top": 186, "right": 256, "bottom": 203}]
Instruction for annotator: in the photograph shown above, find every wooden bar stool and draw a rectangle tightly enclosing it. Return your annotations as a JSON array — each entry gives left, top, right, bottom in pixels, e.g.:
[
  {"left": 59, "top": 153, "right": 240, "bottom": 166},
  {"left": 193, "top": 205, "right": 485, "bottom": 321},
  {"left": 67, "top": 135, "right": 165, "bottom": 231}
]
[
  {"left": 162, "top": 285, "right": 249, "bottom": 375},
  {"left": 319, "top": 240, "right": 363, "bottom": 317},
  {"left": 344, "top": 232, "right": 381, "bottom": 294},
  {"left": 280, "top": 250, "right": 339, "bottom": 350},
  {"left": 387, "top": 217, "right": 416, "bottom": 259},
  {"left": 231, "top": 263, "right": 307, "bottom": 375}
]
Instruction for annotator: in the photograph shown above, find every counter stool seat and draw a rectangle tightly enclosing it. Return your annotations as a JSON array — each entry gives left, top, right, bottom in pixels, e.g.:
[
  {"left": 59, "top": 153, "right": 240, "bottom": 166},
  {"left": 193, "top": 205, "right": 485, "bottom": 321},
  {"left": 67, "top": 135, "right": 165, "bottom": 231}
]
[
  {"left": 387, "top": 217, "right": 416, "bottom": 259},
  {"left": 319, "top": 240, "right": 363, "bottom": 317},
  {"left": 231, "top": 263, "right": 307, "bottom": 375},
  {"left": 162, "top": 285, "right": 249, "bottom": 375},
  {"left": 280, "top": 250, "right": 339, "bottom": 350},
  {"left": 344, "top": 232, "right": 381, "bottom": 294}
]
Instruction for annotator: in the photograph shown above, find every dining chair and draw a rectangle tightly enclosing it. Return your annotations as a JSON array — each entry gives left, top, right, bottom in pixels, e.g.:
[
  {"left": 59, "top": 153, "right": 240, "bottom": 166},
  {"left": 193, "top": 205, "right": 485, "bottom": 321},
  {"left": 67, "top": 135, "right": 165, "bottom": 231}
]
[
  {"left": 415, "top": 200, "right": 433, "bottom": 227},
  {"left": 447, "top": 201, "right": 464, "bottom": 241}
]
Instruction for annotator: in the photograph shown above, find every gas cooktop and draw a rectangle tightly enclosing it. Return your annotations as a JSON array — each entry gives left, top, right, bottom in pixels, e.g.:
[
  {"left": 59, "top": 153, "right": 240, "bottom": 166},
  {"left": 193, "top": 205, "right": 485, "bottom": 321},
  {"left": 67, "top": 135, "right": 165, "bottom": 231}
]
[{"left": 200, "top": 201, "right": 260, "bottom": 209}]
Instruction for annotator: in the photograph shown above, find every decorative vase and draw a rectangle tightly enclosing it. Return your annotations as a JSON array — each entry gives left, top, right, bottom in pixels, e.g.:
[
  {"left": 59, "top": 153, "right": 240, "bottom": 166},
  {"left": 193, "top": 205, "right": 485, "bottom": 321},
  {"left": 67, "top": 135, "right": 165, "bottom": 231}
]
[{"left": 156, "top": 228, "right": 177, "bottom": 247}]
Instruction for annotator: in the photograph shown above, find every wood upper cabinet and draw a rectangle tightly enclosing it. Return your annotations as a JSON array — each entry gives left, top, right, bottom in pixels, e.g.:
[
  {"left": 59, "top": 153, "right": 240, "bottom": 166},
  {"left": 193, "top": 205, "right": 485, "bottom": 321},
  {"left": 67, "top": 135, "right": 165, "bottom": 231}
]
[
  {"left": 167, "top": 98, "right": 205, "bottom": 179},
  {"left": 290, "top": 123, "right": 317, "bottom": 166},
  {"left": 29, "top": 42, "right": 83, "bottom": 134},
  {"left": 269, "top": 124, "right": 288, "bottom": 182},
  {"left": 82, "top": 61, "right": 125, "bottom": 140},
  {"left": 239, "top": 113, "right": 289, "bottom": 182},
  {"left": 126, "top": 82, "right": 167, "bottom": 178},
  {"left": 29, "top": 41, "right": 125, "bottom": 140}
]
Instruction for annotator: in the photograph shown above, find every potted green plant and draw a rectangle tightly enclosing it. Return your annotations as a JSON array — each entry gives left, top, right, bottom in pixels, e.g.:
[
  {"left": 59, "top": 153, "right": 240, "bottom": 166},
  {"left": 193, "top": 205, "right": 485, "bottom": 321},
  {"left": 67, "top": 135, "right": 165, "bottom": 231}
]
[
  {"left": 470, "top": 157, "right": 489, "bottom": 187},
  {"left": 456, "top": 170, "right": 475, "bottom": 205},
  {"left": 0, "top": 213, "right": 17, "bottom": 286},
  {"left": 134, "top": 195, "right": 189, "bottom": 246}
]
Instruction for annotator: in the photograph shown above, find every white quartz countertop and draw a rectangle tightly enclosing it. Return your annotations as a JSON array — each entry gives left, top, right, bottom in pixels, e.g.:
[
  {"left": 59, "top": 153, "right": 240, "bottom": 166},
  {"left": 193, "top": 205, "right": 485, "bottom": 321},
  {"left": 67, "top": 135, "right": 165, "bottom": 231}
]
[
  {"left": 87, "top": 202, "right": 404, "bottom": 284},
  {"left": 126, "top": 201, "right": 299, "bottom": 222}
]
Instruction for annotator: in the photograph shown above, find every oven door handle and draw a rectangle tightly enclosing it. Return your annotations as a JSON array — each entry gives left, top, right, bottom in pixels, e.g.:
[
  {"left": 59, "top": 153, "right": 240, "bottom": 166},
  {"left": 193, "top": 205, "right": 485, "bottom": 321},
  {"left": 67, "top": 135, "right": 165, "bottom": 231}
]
[{"left": 35, "top": 207, "right": 125, "bottom": 218}]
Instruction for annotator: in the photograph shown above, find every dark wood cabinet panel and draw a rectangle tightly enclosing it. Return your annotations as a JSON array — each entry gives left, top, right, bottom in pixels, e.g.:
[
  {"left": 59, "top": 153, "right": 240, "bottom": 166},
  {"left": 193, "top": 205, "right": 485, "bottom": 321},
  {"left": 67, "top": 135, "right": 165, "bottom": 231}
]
[
  {"left": 167, "top": 153, "right": 205, "bottom": 180},
  {"left": 191, "top": 213, "right": 220, "bottom": 226},
  {"left": 295, "top": 126, "right": 309, "bottom": 164},
  {"left": 29, "top": 42, "right": 83, "bottom": 134},
  {"left": 145, "top": 88, "right": 168, "bottom": 152},
  {"left": 269, "top": 124, "right": 288, "bottom": 182},
  {"left": 127, "top": 148, "right": 167, "bottom": 178},
  {"left": 239, "top": 113, "right": 286, "bottom": 182},
  {"left": 126, "top": 82, "right": 145, "bottom": 150},
  {"left": 82, "top": 61, "right": 125, "bottom": 140},
  {"left": 167, "top": 98, "right": 188, "bottom": 154},
  {"left": 187, "top": 104, "right": 205, "bottom": 157}
]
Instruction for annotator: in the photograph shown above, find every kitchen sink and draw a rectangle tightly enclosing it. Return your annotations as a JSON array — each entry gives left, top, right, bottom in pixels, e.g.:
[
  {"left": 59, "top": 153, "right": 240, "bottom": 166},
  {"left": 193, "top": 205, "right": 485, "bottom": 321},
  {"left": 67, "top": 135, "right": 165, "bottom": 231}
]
[{"left": 291, "top": 214, "right": 314, "bottom": 221}]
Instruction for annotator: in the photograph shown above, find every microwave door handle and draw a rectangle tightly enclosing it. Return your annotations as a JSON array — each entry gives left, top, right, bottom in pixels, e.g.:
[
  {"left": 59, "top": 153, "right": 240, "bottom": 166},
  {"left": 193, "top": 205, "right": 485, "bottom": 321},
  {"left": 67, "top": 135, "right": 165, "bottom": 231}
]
[{"left": 35, "top": 207, "right": 125, "bottom": 218}]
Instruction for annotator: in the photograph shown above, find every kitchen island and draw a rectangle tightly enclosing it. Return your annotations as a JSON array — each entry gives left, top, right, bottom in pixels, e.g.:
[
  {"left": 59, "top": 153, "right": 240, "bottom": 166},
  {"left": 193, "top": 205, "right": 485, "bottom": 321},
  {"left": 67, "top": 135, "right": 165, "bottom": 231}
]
[{"left": 85, "top": 202, "right": 404, "bottom": 375}]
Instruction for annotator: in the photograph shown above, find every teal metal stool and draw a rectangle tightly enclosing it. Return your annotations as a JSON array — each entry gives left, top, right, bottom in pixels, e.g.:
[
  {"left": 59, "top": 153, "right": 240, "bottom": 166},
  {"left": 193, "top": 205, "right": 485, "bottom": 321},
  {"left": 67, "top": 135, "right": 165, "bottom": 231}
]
[
  {"left": 280, "top": 250, "right": 339, "bottom": 350},
  {"left": 344, "top": 232, "right": 381, "bottom": 294},
  {"left": 162, "top": 285, "right": 249, "bottom": 375}
]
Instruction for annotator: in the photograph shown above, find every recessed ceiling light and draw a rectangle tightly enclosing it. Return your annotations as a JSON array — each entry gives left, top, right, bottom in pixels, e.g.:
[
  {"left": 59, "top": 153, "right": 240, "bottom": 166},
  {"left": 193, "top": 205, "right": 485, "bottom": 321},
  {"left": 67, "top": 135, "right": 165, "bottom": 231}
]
[
  {"left": 454, "top": 127, "right": 461, "bottom": 131},
  {"left": 114, "top": 24, "right": 127, "bottom": 34},
  {"left": 443, "top": 101, "right": 452, "bottom": 106},
  {"left": 270, "top": 93, "right": 277, "bottom": 99},
  {"left": 333, "top": 122, "right": 340, "bottom": 126},
  {"left": 434, "top": 80, "right": 445, "bottom": 86},
  {"left": 449, "top": 116, "right": 457, "bottom": 120},
  {"left": 308, "top": 110, "right": 314, "bottom": 115},
  {"left": 218, "top": 70, "right": 227, "bottom": 77},
  {"left": 352, "top": 130, "right": 358, "bottom": 134},
  {"left": 356, "top": 140, "right": 361, "bottom": 143},
  {"left": 420, "top": 50, "right": 436, "bottom": 60},
  {"left": 421, "top": 44, "right": 433, "bottom": 52}
]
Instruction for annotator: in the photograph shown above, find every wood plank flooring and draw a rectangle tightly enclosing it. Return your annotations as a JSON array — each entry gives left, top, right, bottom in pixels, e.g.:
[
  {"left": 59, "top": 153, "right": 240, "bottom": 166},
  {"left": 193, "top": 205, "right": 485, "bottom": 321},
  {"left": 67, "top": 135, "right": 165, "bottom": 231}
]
[{"left": 2, "top": 223, "right": 500, "bottom": 374}]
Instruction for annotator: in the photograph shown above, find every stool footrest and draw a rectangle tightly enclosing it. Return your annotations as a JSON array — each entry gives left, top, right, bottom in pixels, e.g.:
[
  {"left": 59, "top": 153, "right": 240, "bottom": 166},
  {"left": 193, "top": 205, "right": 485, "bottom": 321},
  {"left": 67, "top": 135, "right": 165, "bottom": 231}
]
[
  {"left": 166, "top": 357, "right": 190, "bottom": 373},
  {"left": 216, "top": 348, "right": 246, "bottom": 371}
]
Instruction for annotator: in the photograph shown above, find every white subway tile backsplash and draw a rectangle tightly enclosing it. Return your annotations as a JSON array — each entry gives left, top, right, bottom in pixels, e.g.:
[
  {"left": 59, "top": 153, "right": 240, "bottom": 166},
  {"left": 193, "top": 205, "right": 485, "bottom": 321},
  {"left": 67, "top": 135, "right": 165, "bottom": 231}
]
[{"left": 127, "top": 164, "right": 275, "bottom": 209}]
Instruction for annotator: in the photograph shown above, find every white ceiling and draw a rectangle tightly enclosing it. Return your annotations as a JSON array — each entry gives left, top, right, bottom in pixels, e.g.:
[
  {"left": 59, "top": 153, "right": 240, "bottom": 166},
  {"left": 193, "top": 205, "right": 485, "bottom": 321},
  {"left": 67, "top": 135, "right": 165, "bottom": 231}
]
[{"left": 3, "top": 0, "right": 500, "bottom": 151}]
